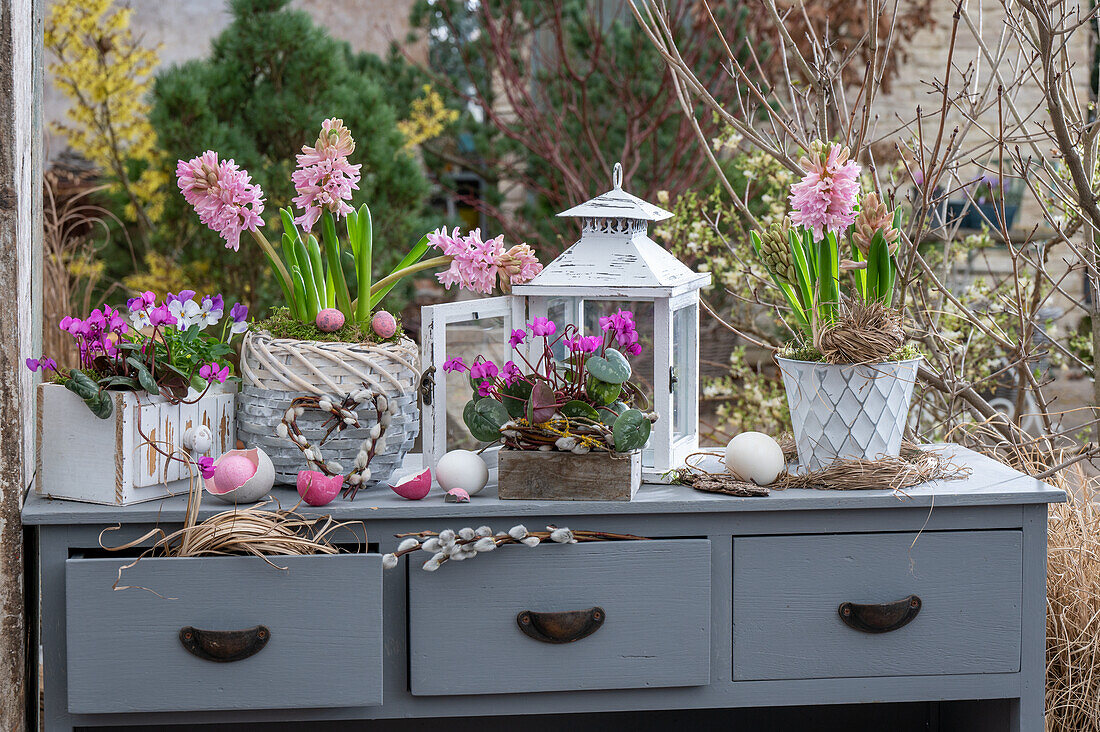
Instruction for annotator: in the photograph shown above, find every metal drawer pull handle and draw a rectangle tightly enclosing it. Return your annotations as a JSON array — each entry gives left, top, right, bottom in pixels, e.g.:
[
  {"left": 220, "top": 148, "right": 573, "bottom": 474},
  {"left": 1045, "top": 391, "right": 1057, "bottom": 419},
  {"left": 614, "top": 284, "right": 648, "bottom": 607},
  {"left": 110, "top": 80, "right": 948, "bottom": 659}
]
[
  {"left": 838, "top": 595, "right": 921, "bottom": 634},
  {"left": 517, "top": 607, "right": 605, "bottom": 643},
  {"left": 179, "top": 625, "right": 271, "bottom": 662}
]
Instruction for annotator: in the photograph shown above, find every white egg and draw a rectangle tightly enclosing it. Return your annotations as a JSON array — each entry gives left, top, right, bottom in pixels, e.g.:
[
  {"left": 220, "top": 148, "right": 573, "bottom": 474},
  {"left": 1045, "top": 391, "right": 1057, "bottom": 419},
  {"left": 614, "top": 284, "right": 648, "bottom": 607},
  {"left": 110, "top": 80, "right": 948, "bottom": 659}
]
[
  {"left": 724, "top": 432, "right": 785, "bottom": 485},
  {"left": 435, "top": 450, "right": 490, "bottom": 496}
]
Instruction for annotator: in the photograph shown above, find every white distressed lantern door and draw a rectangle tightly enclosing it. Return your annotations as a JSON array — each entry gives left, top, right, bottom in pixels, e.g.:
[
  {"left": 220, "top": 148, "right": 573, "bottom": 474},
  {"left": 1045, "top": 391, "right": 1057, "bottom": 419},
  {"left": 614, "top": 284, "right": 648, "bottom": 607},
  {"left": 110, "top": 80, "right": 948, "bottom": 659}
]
[{"left": 420, "top": 296, "right": 522, "bottom": 471}]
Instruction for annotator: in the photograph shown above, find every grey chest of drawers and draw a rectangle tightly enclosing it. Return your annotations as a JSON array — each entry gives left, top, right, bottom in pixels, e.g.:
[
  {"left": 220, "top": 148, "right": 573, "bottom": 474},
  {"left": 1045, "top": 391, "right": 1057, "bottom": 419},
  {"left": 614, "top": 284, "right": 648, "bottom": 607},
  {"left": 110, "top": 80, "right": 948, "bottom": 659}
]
[{"left": 22, "top": 445, "right": 1063, "bottom": 731}]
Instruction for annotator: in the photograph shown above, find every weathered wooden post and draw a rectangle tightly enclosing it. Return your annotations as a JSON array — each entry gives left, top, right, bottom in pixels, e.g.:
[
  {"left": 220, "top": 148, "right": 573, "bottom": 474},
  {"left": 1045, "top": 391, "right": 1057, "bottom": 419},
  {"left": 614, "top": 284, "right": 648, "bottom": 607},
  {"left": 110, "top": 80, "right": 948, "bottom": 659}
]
[{"left": 0, "top": 0, "right": 43, "bottom": 728}]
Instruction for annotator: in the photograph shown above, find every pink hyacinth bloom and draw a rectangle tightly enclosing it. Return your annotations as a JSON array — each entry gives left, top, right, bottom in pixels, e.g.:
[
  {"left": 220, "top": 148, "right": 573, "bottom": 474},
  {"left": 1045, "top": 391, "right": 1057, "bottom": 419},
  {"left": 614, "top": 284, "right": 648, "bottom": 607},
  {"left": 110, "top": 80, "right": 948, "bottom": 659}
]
[
  {"left": 427, "top": 227, "right": 542, "bottom": 295},
  {"left": 788, "top": 142, "right": 861, "bottom": 241},
  {"left": 291, "top": 118, "right": 362, "bottom": 232},
  {"left": 176, "top": 151, "right": 265, "bottom": 251}
]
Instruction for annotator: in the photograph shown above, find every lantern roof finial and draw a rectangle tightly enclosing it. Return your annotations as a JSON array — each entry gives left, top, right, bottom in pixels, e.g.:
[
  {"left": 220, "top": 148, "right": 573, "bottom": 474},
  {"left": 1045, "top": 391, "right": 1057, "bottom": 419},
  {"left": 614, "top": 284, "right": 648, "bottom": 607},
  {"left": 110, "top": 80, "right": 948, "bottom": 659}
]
[{"left": 556, "top": 161, "right": 672, "bottom": 222}]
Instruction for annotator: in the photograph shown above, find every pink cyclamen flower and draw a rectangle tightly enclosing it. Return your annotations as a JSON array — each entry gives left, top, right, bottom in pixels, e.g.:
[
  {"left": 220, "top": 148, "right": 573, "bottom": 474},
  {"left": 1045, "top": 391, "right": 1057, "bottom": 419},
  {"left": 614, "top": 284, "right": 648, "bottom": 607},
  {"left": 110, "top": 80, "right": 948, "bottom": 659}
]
[
  {"left": 199, "top": 362, "right": 229, "bottom": 384},
  {"left": 477, "top": 380, "right": 498, "bottom": 398},
  {"left": 442, "top": 356, "right": 467, "bottom": 373},
  {"left": 176, "top": 151, "right": 265, "bottom": 251},
  {"left": 291, "top": 118, "right": 362, "bottom": 232},
  {"left": 529, "top": 317, "right": 556, "bottom": 337},
  {"left": 788, "top": 142, "right": 862, "bottom": 241},
  {"left": 25, "top": 357, "right": 57, "bottom": 373},
  {"left": 196, "top": 456, "right": 216, "bottom": 480},
  {"left": 501, "top": 360, "right": 522, "bottom": 386},
  {"left": 566, "top": 335, "right": 602, "bottom": 354},
  {"left": 509, "top": 329, "right": 527, "bottom": 349},
  {"left": 469, "top": 359, "right": 499, "bottom": 380}
]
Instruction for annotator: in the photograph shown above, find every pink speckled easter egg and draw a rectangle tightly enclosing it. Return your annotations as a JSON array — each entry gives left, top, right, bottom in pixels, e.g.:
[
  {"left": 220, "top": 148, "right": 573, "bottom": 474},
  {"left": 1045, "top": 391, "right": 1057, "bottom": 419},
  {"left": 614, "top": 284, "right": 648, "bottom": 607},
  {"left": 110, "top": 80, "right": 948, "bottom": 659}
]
[
  {"left": 316, "top": 308, "right": 345, "bottom": 332},
  {"left": 212, "top": 454, "right": 257, "bottom": 494},
  {"left": 371, "top": 310, "right": 397, "bottom": 338}
]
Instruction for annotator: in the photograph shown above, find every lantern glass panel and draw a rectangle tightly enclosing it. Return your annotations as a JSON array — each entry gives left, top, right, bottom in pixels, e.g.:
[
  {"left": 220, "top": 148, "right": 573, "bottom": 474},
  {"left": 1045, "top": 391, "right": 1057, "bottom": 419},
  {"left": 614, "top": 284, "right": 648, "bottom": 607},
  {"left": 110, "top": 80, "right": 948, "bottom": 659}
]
[
  {"left": 445, "top": 315, "right": 507, "bottom": 450},
  {"left": 580, "top": 299, "right": 655, "bottom": 400},
  {"left": 672, "top": 302, "right": 698, "bottom": 441}
]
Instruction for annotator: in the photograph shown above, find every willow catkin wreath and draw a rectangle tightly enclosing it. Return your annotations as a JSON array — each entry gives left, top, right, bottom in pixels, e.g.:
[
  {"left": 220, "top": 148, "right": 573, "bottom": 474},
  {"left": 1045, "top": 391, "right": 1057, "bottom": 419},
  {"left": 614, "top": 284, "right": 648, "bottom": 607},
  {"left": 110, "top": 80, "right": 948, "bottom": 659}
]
[
  {"left": 275, "top": 389, "right": 398, "bottom": 500},
  {"left": 674, "top": 439, "right": 970, "bottom": 496}
]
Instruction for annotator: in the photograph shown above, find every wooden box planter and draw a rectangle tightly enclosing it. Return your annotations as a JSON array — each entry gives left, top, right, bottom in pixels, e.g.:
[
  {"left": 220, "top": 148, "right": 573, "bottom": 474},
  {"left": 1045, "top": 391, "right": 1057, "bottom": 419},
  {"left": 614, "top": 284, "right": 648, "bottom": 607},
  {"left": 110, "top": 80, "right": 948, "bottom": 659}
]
[
  {"left": 36, "top": 382, "right": 236, "bottom": 506},
  {"left": 497, "top": 448, "right": 641, "bottom": 501}
]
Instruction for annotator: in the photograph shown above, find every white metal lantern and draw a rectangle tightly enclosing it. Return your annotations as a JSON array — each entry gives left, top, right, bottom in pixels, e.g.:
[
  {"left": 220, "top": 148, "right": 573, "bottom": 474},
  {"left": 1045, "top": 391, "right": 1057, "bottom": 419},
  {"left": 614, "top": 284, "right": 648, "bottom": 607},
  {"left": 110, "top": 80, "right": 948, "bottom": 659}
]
[
  {"left": 420, "top": 163, "right": 710, "bottom": 480},
  {"left": 511, "top": 163, "right": 710, "bottom": 479}
]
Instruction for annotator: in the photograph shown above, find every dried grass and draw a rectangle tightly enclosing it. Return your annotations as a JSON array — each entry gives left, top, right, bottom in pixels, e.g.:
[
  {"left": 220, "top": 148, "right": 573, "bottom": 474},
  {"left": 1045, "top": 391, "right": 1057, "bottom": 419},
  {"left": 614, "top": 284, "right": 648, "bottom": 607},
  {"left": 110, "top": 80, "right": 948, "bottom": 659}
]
[
  {"left": 1033, "top": 458, "right": 1100, "bottom": 731},
  {"left": 100, "top": 458, "right": 364, "bottom": 592},
  {"left": 676, "top": 439, "right": 968, "bottom": 495}
]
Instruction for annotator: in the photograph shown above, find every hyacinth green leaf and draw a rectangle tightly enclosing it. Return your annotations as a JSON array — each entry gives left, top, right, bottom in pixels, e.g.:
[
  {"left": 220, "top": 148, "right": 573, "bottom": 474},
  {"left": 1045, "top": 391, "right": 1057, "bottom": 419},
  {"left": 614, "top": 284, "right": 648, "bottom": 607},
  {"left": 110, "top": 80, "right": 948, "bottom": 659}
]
[
  {"left": 800, "top": 228, "right": 818, "bottom": 282},
  {"left": 560, "top": 400, "right": 600, "bottom": 421},
  {"left": 586, "top": 375, "right": 622, "bottom": 406},
  {"left": 849, "top": 238, "right": 867, "bottom": 301},
  {"left": 463, "top": 398, "right": 509, "bottom": 442},
  {"left": 354, "top": 204, "right": 373, "bottom": 324},
  {"left": 279, "top": 208, "right": 300, "bottom": 243},
  {"left": 613, "top": 409, "right": 651, "bottom": 452},
  {"left": 500, "top": 379, "right": 532, "bottom": 419},
  {"left": 322, "top": 211, "right": 353, "bottom": 319},
  {"left": 289, "top": 265, "right": 309, "bottom": 322},
  {"left": 787, "top": 229, "right": 814, "bottom": 312},
  {"left": 869, "top": 233, "right": 891, "bottom": 304},
  {"left": 292, "top": 236, "right": 321, "bottom": 320},
  {"left": 816, "top": 233, "right": 840, "bottom": 324},
  {"left": 305, "top": 233, "right": 326, "bottom": 306},
  {"left": 586, "top": 348, "right": 631, "bottom": 384}
]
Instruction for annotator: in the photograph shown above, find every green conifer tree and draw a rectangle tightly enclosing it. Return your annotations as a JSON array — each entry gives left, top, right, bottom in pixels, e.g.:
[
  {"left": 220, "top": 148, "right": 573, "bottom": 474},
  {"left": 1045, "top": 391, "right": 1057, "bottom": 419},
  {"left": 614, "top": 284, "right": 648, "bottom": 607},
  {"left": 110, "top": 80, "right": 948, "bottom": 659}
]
[{"left": 150, "top": 0, "right": 430, "bottom": 314}]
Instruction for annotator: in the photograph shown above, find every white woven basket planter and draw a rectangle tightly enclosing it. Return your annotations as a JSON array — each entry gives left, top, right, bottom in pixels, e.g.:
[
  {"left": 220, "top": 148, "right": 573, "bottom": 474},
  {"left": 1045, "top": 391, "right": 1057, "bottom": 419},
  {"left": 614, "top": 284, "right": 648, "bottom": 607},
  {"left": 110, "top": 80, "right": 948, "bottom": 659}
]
[
  {"left": 777, "top": 356, "right": 921, "bottom": 471},
  {"left": 238, "top": 331, "right": 421, "bottom": 486}
]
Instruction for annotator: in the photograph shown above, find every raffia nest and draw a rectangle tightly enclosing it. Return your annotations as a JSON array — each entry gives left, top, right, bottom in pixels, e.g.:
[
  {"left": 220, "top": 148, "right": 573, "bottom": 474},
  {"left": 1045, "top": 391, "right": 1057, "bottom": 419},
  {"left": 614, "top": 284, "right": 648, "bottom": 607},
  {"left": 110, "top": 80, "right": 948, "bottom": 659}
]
[
  {"left": 816, "top": 300, "right": 905, "bottom": 365},
  {"left": 675, "top": 438, "right": 969, "bottom": 496}
]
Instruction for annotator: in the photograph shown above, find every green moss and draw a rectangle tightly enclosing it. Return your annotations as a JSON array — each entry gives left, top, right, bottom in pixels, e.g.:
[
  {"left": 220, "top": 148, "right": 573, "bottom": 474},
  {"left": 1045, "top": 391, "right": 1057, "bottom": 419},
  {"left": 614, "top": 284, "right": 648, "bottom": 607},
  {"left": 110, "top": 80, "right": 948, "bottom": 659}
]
[
  {"left": 255, "top": 307, "right": 404, "bottom": 344},
  {"left": 778, "top": 341, "right": 922, "bottom": 363}
]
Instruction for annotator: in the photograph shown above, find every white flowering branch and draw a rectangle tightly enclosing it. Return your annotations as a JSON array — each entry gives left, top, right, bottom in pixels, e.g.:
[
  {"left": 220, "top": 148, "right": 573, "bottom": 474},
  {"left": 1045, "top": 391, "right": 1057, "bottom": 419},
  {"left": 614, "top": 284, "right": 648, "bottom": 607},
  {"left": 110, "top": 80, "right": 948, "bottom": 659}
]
[{"left": 383, "top": 525, "right": 650, "bottom": 572}]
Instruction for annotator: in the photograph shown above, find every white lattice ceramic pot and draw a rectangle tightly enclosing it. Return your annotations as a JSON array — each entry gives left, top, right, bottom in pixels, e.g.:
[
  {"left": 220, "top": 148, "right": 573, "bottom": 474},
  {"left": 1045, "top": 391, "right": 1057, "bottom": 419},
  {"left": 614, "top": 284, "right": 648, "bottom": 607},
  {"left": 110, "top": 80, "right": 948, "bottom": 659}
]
[
  {"left": 237, "top": 330, "right": 421, "bottom": 486},
  {"left": 777, "top": 356, "right": 921, "bottom": 471}
]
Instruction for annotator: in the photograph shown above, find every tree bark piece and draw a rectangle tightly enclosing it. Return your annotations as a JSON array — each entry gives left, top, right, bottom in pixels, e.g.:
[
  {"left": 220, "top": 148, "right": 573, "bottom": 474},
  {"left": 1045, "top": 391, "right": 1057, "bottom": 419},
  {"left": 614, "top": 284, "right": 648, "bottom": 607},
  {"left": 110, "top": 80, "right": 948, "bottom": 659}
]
[{"left": 0, "top": 0, "right": 42, "bottom": 728}]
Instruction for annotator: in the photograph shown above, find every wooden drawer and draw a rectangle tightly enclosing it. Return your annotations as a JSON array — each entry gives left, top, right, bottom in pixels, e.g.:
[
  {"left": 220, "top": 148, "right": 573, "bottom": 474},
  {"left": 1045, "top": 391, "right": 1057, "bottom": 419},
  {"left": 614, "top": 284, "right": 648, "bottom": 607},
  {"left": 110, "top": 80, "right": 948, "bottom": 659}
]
[
  {"left": 732, "top": 530, "right": 1022, "bottom": 681},
  {"left": 65, "top": 553, "right": 383, "bottom": 714},
  {"left": 408, "top": 539, "right": 711, "bottom": 695}
]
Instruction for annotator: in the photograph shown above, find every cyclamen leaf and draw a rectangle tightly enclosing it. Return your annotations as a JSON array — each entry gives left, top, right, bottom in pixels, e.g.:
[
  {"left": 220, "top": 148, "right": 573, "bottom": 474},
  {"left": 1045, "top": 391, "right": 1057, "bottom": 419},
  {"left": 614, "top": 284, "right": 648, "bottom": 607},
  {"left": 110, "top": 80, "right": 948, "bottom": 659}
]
[
  {"left": 560, "top": 400, "right": 600, "bottom": 421},
  {"left": 65, "top": 370, "right": 99, "bottom": 401},
  {"left": 526, "top": 382, "right": 558, "bottom": 423},
  {"left": 86, "top": 392, "right": 114, "bottom": 420},
  {"left": 500, "top": 379, "right": 532, "bottom": 419},
  {"left": 613, "top": 409, "right": 651, "bottom": 452},
  {"left": 586, "top": 375, "right": 621, "bottom": 406},
  {"left": 586, "top": 348, "right": 631, "bottom": 384},
  {"left": 463, "top": 398, "right": 509, "bottom": 443}
]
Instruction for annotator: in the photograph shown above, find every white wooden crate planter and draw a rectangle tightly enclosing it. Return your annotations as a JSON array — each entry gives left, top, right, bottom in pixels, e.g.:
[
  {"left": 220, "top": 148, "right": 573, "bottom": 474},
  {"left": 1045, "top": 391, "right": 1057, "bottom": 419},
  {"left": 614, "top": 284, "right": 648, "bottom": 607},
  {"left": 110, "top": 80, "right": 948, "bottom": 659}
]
[{"left": 36, "top": 382, "right": 236, "bottom": 506}]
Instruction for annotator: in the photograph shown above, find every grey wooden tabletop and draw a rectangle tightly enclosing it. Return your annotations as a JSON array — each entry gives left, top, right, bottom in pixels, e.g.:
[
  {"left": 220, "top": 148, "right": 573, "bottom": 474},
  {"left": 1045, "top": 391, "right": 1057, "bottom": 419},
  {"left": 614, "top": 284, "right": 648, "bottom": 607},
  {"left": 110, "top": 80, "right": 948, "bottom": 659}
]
[{"left": 22, "top": 444, "right": 1064, "bottom": 525}]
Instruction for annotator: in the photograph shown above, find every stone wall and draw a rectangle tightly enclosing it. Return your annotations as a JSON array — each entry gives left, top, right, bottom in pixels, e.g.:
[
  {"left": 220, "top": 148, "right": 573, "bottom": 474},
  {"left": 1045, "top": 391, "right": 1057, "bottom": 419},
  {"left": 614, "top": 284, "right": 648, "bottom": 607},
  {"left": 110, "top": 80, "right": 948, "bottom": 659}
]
[{"left": 43, "top": 0, "right": 424, "bottom": 159}]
